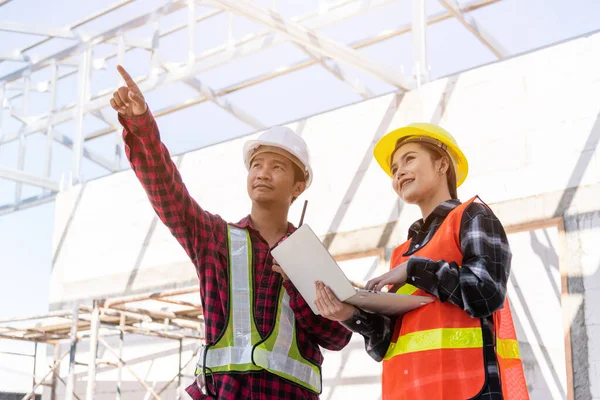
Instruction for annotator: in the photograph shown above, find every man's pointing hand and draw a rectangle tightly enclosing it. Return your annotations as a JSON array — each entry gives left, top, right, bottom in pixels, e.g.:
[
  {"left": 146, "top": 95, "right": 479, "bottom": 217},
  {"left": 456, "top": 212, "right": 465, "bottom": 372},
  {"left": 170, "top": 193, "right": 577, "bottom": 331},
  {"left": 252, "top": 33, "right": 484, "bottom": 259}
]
[{"left": 110, "top": 65, "right": 147, "bottom": 117}]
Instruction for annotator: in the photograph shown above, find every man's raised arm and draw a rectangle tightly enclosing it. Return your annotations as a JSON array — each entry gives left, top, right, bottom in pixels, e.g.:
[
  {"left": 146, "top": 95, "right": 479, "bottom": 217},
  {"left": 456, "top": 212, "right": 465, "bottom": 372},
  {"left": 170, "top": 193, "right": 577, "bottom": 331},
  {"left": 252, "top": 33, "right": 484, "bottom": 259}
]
[{"left": 111, "top": 65, "right": 224, "bottom": 261}]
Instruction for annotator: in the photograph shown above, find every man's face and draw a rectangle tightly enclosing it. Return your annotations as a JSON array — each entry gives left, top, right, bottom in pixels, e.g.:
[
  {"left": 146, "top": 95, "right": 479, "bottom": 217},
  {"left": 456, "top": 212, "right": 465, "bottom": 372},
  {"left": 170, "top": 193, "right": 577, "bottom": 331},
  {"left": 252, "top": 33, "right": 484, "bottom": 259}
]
[{"left": 247, "top": 151, "right": 306, "bottom": 206}]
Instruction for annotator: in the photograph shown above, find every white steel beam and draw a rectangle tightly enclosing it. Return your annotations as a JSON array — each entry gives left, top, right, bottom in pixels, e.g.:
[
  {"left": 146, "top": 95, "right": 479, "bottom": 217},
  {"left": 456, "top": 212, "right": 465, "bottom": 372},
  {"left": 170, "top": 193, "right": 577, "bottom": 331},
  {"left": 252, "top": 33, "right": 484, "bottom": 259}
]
[
  {"left": 187, "top": 0, "right": 196, "bottom": 64},
  {"left": 0, "top": 0, "right": 189, "bottom": 83},
  {"left": 412, "top": 0, "right": 429, "bottom": 86},
  {"left": 107, "top": 35, "right": 153, "bottom": 51},
  {"left": 4, "top": 0, "right": 390, "bottom": 106},
  {"left": 72, "top": 47, "right": 92, "bottom": 183},
  {"left": 0, "top": 167, "right": 60, "bottom": 191},
  {"left": 0, "top": 20, "right": 75, "bottom": 38},
  {"left": 53, "top": 129, "right": 116, "bottom": 172},
  {"left": 183, "top": 76, "right": 266, "bottom": 130},
  {"left": 0, "top": 0, "right": 498, "bottom": 146},
  {"left": 15, "top": 74, "right": 31, "bottom": 204},
  {"left": 438, "top": 0, "right": 508, "bottom": 58},
  {"left": 296, "top": 45, "right": 374, "bottom": 98},
  {"left": 1, "top": 0, "right": 402, "bottom": 107},
  {"left": 44, "top": 60, "right": 59, "bottom": 179},
  {"left": 0, "top": 194, "right": 55, "bottom": 216},
  {"left": 0, "top": 0, "right": 135, "bottom": 70},
  {"left": 0, "top": 50, "right": 28, "bottom": 62},
  {"left": 92, "top": 109, "right": 120, "bottom": 129},
  {"left": 208, "top": 0, "right": 411, "bottom": 90},
  {"left": 0, "top": 84, "right": 4, "bottom": 141}
]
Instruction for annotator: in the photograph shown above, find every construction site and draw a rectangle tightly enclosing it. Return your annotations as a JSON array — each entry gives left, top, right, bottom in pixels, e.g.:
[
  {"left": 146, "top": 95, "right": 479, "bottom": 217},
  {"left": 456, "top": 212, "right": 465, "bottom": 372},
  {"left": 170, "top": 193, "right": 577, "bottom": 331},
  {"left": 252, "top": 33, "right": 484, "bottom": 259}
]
[{"left": 0, "top": 0, "right": 599, "bottom": 399}]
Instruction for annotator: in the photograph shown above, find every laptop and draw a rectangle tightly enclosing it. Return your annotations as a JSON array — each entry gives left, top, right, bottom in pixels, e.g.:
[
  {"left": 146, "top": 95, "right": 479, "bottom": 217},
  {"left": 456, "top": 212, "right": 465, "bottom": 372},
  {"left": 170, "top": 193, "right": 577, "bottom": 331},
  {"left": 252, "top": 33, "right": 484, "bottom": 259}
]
[{"left": 271, "top": 224, "right": 433, "bottom": 316}]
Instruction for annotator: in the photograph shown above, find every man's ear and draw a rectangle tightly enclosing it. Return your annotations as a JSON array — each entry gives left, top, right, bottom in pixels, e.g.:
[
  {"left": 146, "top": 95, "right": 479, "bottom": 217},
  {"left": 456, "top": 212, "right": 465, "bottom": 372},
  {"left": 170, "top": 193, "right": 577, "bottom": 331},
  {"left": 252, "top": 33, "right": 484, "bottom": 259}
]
[{"left": 293, "top": 181, "right": 307, "bottom": 198}]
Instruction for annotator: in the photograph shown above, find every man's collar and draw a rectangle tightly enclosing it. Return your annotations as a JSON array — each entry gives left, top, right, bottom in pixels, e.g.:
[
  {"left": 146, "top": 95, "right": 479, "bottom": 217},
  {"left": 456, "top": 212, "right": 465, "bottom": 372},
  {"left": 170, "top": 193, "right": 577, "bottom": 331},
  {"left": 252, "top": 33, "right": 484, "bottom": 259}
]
[
  {"left": 231, "top": 215, "right": 297, "bottom": 234},
  {"left": 230, "top": 215, "right": 252, "bottom": 230}
]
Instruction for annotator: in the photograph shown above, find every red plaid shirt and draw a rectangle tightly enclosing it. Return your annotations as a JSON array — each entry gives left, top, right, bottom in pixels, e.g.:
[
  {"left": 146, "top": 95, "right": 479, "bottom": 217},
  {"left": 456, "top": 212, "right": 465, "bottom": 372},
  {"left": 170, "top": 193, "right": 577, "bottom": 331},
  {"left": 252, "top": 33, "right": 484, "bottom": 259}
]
[{"left": 120, "top": 110, "right": 352, "bottom": 399}]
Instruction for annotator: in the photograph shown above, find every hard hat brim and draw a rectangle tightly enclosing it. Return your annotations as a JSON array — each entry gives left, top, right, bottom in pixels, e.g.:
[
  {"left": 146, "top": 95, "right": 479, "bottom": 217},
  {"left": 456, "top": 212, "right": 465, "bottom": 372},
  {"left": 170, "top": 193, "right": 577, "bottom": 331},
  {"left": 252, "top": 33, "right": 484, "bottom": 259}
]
[
  {"left": 243, "top": 139, "right": 313, "bottom": 187},
  {"left": 373, "top": 125, "right": 469, "bottom": 187}
]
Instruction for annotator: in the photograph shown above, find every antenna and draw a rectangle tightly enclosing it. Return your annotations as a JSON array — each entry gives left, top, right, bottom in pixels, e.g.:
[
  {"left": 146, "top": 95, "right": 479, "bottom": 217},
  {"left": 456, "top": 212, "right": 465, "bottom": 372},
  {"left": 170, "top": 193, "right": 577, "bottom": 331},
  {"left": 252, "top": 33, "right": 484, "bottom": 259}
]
[{"left": 299, "top": 200, "right": 308, "bottom": 226}]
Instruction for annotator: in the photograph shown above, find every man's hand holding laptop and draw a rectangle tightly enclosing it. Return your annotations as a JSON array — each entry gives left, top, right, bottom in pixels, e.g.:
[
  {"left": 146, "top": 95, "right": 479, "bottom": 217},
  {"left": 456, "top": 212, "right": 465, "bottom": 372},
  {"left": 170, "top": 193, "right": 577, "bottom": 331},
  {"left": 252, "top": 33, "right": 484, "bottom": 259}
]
[{"left": 314, "top": 281, "right": 356, "bottom": 322}]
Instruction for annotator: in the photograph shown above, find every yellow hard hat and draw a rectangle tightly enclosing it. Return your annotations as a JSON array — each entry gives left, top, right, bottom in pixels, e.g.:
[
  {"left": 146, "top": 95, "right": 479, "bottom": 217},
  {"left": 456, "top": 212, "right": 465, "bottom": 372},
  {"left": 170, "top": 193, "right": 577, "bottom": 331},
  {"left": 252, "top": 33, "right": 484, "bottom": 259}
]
[{"left": 373, "top": 123, "right": 469, "bottom": 187}]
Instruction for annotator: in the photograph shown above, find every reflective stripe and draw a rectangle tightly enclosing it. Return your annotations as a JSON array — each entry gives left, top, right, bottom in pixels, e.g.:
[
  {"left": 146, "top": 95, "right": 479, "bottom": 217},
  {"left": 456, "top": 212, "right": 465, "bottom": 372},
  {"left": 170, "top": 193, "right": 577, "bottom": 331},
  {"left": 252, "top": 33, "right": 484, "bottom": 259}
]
[
  {"left": 206, "top": 227, "right": 255, "bottom": 369},
  {"left": 497, "top": 338, "right": 520, "bottom": 360},
  {"left": 205, "top": 346, "right": 254, "bottom": 369},
  {"left": 253, "top": 291, "right": 321, "bottom": 392},
  {"left": 229, "top": 227, "right": 252, "bottom": 350},
  {"left": 395, "top": 284, "right": 419, "bottom": 295},
  {"left": 254, "top": 347, "right": 321, "bottom": 392},
  {"left": 385, "top": 327, "right": 483, "bottom": 359},
  {"left": 273, "top": 291, "right": 295, "bottom": 357}
]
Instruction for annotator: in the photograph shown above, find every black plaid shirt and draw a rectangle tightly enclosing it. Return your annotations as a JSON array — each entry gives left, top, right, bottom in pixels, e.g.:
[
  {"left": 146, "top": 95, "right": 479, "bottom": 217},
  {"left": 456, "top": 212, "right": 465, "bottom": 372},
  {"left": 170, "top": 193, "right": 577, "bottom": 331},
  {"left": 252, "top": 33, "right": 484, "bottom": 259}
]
[{"left": 342, "top": 199, "right": 511, "bottom": 399}]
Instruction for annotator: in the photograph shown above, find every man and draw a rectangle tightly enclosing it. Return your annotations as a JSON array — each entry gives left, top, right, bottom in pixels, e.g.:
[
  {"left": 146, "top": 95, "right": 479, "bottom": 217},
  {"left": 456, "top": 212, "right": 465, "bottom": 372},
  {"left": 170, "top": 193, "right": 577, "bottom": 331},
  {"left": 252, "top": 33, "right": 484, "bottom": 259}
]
[{"left": 110, "top": 65, "right": 352, "bottom": 399}]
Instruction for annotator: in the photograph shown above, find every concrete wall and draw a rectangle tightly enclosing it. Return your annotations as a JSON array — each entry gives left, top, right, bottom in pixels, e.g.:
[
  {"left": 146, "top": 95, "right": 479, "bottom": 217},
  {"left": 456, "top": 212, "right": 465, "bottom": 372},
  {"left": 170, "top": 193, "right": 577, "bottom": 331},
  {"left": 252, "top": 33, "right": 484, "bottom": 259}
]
[
  {"left": 47, "top": 30, "right": 600, "bottom": 399},
  {"left": 507, "top": 225, "right": 567, "bottom": 399}
]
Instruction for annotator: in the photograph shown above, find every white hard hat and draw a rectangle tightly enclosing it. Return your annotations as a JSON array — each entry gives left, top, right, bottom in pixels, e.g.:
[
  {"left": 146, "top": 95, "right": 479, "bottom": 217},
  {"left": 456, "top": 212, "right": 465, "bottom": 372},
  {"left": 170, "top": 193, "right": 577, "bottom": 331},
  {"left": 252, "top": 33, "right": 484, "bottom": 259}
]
[{"left": 243, "top": 126, "right": 313, "bottom": 187}]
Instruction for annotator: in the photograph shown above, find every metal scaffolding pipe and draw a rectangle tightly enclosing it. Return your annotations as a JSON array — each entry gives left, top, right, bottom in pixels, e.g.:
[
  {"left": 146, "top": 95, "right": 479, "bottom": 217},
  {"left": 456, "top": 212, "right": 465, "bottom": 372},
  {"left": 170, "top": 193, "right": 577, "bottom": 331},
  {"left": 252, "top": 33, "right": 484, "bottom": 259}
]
[
  {"left": 98, "top": 338, "right": 161, "bottom": 400},
  {"left": 104, "top": 287, "right": 198, "bottom": 308},
  {"left": 85, "top": 300, "right": 101, "bottom": 400},
  {"left": 0, "top": 309, "right": 77, "bottom": 324},
  {"left": 64, "top": 304, "right": 80, "bottom": 400},
  {"left": 22, "top": 349, "right": 70, "bottom": 400},
  {"left": 177, "top": 339, "right": 183, "bottom": 400},
  {"left": 116, "top": 313, "right": 125, "bottom": 400},
  {"left": 51, "top": 344, "right": 60, "bottom": 400},
  {"left": 31, "top": 342, "right": 38, "bottom": 393},
  {"left": 157, "top": 344, "right": 200, "bottom": 397}
]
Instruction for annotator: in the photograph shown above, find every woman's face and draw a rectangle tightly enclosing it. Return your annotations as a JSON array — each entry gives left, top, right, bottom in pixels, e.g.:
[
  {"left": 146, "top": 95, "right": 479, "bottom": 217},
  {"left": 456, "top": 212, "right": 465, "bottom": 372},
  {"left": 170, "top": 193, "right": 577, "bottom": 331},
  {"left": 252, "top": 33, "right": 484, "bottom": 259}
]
[{"left": 390, "top": 142, "right": 446, "bottom": 204}]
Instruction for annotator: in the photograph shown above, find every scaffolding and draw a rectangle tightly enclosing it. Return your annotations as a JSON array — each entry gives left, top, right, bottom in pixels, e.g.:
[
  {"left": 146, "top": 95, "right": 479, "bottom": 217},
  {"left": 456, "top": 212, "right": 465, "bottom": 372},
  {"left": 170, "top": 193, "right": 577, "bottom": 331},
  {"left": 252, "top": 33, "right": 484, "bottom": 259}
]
[
  {"left": 0, "top": 0, "right": 506, "bottom": 215},
  {"left": 0, "top": 286, "right": 204, "bottom": 399}
]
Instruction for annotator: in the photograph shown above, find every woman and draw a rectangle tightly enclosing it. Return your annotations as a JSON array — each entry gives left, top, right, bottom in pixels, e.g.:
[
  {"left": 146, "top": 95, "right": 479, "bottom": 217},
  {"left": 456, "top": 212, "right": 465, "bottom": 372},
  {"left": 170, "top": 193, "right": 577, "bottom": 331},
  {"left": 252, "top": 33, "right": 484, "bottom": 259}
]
[{"left": 314, "top": 123, "right": 528, "bottom": 400}]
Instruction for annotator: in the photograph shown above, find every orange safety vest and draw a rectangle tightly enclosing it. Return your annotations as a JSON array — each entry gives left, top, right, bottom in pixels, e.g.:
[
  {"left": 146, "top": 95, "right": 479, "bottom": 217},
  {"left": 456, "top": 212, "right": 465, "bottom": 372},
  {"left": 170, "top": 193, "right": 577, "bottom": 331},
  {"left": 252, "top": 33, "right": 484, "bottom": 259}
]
[{"left": 382, "top": 197, "right": 529, "bottom": 400}]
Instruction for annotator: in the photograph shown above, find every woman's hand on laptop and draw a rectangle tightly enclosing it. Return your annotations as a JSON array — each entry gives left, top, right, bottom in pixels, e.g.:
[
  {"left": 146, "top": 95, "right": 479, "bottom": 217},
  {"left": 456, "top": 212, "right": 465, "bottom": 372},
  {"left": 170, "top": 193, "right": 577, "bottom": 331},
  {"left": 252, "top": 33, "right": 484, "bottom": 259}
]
[
  {"left": 314, "top": 281, "right": 355, "bottom": 321},
  {"left": 365, "top": 261, "right": 408, "bottom": 292}
]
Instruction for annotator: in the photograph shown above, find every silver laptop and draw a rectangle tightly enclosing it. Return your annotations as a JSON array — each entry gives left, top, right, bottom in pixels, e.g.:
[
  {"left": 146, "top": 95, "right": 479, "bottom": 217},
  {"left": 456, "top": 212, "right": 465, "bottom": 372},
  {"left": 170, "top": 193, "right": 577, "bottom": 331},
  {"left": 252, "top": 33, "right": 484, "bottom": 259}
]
[{"left": 271, "top": 224, "right": 433, "bottom": 316}]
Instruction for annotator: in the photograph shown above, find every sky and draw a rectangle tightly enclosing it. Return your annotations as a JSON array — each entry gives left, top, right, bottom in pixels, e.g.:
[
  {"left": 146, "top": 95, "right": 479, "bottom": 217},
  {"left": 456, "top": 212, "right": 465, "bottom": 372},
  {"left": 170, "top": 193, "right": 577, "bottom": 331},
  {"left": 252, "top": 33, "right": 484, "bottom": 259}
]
[{"left": 0, "top": 0, "right": 599, "bottom": 393}]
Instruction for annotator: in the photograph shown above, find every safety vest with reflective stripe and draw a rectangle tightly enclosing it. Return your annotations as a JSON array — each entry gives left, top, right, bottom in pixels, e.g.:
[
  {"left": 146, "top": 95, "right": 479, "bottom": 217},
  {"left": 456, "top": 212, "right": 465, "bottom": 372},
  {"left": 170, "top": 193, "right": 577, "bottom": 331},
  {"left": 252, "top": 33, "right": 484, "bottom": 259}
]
[
  {"left": 200, "top": 226, "right": 322, "bottom": 393},
  {"left": 382, "top": 197, "right": 529, "bottom": 400}
]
